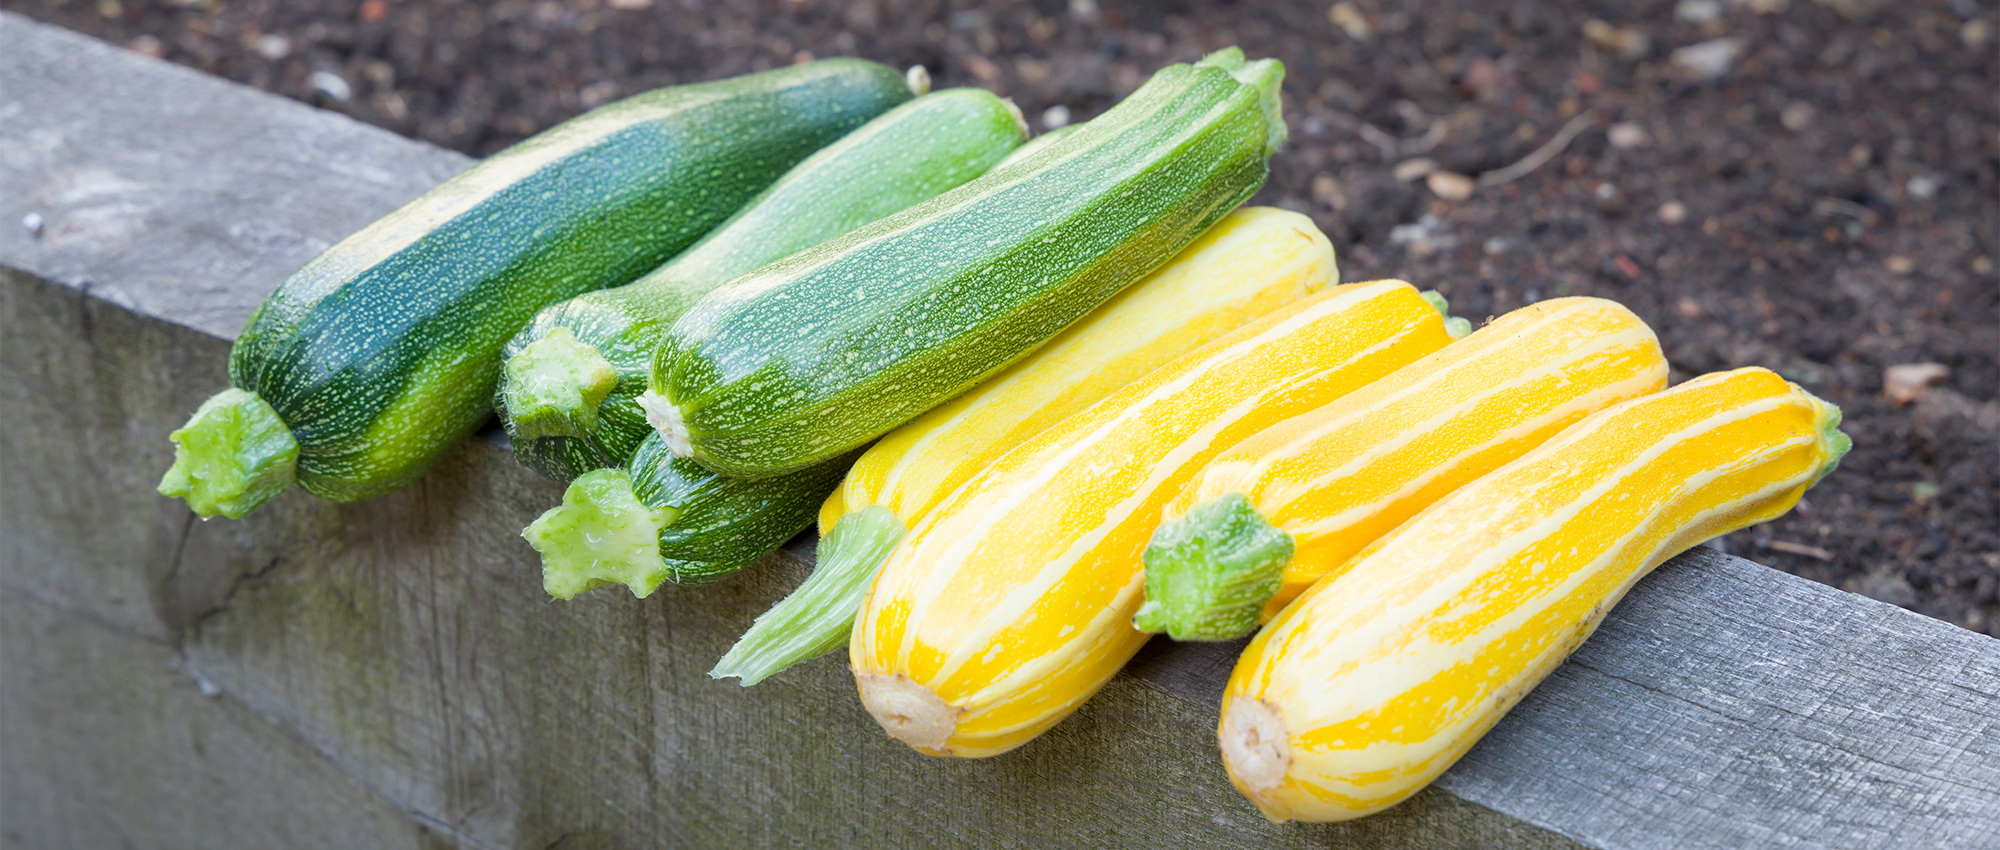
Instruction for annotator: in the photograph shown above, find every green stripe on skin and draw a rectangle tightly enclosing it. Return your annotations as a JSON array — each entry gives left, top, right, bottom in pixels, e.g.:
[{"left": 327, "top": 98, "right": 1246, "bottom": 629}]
[
  {"left": 524, "top": 469, "right": 679, "bottom": 599},
  {"left": 157, "top": 388, "right": 299, "bottom": 520},
  {"left": 711, "top": 505, "right": 906, "bottom": 686},
  {"left": 501, "top": 327, "right": 621, "bottom": 442},
  {"left": 1134, "top": 492, "right": 1295, "bottom": 641}
]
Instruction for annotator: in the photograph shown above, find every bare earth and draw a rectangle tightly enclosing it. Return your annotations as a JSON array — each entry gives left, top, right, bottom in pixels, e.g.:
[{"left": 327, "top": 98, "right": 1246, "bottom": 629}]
[{"left": 11, "top": 0, "right": 1996, "bottom": 634}]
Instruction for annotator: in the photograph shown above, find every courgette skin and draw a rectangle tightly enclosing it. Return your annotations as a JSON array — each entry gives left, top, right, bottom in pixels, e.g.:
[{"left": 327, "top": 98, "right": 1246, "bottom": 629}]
[
  {"left": 629, "top": 436, "right": 858, "bottom": 585},
  {"left": 499, "top": 88, "right": 1025, "bottom": 483},
  {"left": 523, "top": 432, "right": 855, "bottom": 598},
  {"left": 648, "top": 49, "right": 1287, "bottom": 478},
  {"left": 163, "top": 59, "right": 911, "bottom": 516}
]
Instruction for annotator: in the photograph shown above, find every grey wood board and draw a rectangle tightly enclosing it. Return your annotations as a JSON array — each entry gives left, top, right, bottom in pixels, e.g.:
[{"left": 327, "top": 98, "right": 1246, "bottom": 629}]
[
  {"left": 0, "top": 11, "right": 471, "bottom": 342},
  {"left": 3, "top": 10, "right": 1997, "bottom": 848},
  {"left": 1, "top": 589, "right": 447, "bottom": 850}
]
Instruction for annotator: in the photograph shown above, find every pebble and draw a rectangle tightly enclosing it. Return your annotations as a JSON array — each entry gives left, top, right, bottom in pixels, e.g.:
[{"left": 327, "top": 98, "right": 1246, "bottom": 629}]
[
  {"left": 1606, "top": 122, "right": 1649, "bottom": 150},
  {"left": 1669, "top": 37, "right": 1744, "bottom": 81},
  {"left": 1300, "top": 115, "right": 1327, "bottom": 138},
  {"left": 1583, "top": 20, "right": 1652, "bottom": 60},
  {"left": 1882, "top": 362, "right": 1948, "bottom": 406},
  {"left": 253, "top": 33, "right": 292, "bottom": 60},
  {"left": 1391, "top": 157, "right": 1438, "bottom": 182},
  {"left": 1675, "top": 0, "right": 1724, "bottom": 23},
  {"left": 1780, "top": 101, "right": 1815, "bottom": 131},
  {"left": 1483, "top": 236, "right": 1509, "bottom": 256},
  {"left": 1389, "top": 214, "right": 1455, "bottom": 257},
  {"left": 1658, "top": 199, "right": 1689, "bottom": 225},
  {"left": 309, "top": 70, "right": 353, "bottom": 102},
  {"left": 1328, "top": 3, "right": 1372, "bottom": 41},
  {"left": 1040, "top": 104, "right": 1071, "bottom": 130},
  {"left": 1425, "top": 171, "right": 1475, "bottom": 201},
  {"left": 1966, "top": 19, "right": 1991, "bottom": 48},
  {"left": 1885, "top": 255, "right": 1914, "bottom": 275},
  {"left": 1906, "top": 175, "right": 1938, "bottom": 200},
  {"left": 22, "top": 212, "right": 44, "bottom": 238},
  {"left": 126, "top": 34, "right": 166, "bottom": 58}
]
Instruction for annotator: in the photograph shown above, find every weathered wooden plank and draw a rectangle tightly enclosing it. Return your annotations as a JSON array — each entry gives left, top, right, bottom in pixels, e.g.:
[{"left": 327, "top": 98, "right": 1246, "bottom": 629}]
[
  {"left": 0, "top": 589, "right": 445, "bottom": 850},
  {"left": 3, "top": 11, "right": 1996, "bottom": 850}
]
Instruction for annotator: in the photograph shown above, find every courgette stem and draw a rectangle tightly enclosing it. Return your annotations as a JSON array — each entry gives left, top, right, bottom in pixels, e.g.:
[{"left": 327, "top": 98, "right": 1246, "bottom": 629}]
[
  {"left": 1806, "top": 392, "right": 1853, "bottom": 487},
  {"left": 1419, "top": 290, "right": 1474, "bottom": 339},
  {"left": 522, "top": 469, "right": 677, "bottom": 599},
  {"left": 710, "top": 505, "right": 906, "bottom": 686},
  {"left": 501, "top": 327, "right": 621, "bottom": 442},
  {"left": 1131, "top": 291, "right": 1476, "bottom": 635},
  {"left": 1133, "top": 493, "right": 1294, "bottom": 641},
  {"left": 157, "top": 388, "right": 299, "bottom": 520}
]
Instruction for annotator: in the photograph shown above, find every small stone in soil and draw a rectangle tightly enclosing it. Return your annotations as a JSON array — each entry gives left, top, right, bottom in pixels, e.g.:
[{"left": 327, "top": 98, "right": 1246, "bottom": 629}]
[
  {"left": 1607, "top": 122, "right": 1649, "bottom": 149},
  {"left": 1658, "top": 200, "right": 1689, "bottom": 225},
  {"left": 1670, "top": 38, "right": 1744, "bottom": 81},
  {"left": 1883, "top": 362, "right": 1949, "bottom": 406},
  {"left": 1392, "top": 158, "right": 1438, "bottom": 182},
  {"left": 1426, "top": 171, "right": 1474, "bottom": 201}
]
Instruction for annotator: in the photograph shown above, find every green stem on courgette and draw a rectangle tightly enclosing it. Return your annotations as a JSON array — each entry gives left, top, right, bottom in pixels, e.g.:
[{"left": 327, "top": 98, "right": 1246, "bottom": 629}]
[
  {"left": 522, "top": 469, "right": 679, "bottom": 599},
  {"left": 1805, "top": 391, "right": 1853, "bottom": 487},
  {"left": 711, "top": 505, "right": 906, "bottom": 686},
  {"left": 1419, "top": 290, "right": 1474, "bottom": 340},
  {"left": 501, "top": 327, "right": 622, "bottom": 442},
  {"left": 157, "top": 388, "right": 299, "bottom": 520},
  {"left": 1133, "top": 492, "right": 1294, "bottom": 641}
]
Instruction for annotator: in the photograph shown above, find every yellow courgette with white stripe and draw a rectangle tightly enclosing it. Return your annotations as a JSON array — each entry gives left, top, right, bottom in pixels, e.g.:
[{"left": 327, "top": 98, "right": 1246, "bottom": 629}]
[
  {"left": 1137, "top": 297, "right": 1669, "bottom": 640},
  {"left": 850, "top": 280, "right": 1457, "bottom": 757},
  {"left": 711, "top": 206, "right": 1338, "bottom": 685},
  {"left": 1220, "top": 367, "right": 1850, "bottom": 822}
]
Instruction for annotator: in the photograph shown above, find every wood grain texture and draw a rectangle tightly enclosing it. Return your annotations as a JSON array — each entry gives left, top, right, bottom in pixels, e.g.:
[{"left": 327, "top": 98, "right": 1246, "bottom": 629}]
[{"left": 3, "top": 11, "right": 1996, "bottom": 849}]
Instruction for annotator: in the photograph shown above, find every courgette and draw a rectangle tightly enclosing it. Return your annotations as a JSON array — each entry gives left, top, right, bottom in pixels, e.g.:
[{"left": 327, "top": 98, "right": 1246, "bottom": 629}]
[
  {"left": 642, "top": 48, "right": 1287, "bottom": 478},
  {"left": 1222, "top": 368, "right": 1849, "bottom": 822},
  {"left": 523, "top": 434, "right": 856, "bottom": 597},
  {"left": 498, "top": 88, "right": 1027, "bottom": 482},
  {"left": 157, "top": 59, "right": 912, "bottom": 518}
]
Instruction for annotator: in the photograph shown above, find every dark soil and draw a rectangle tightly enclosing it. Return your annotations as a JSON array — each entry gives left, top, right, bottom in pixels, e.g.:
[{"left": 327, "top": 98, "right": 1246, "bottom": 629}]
[{"left": 14, "top": 0, "right": 1997, "bottom": 633}]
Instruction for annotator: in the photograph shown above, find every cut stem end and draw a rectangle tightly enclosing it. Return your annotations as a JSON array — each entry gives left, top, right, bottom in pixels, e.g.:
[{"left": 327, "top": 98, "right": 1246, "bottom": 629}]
[
  {"left": 501, "top": 327, "right": 621, "bottom": 442},
  {"left": 523, "top": 469, "right": 675, "bottom": 600},
  {"left": 1134, "top": 493, "right": 1294, "bottom": 641},
  {"left": 157, "top": 387, "right": 298, "bottom": 520}
]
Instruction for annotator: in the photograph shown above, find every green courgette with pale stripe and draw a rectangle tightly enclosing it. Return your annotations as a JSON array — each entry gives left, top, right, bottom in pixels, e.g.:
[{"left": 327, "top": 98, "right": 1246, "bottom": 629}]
[
  {"left": 641, "top": 48, "right": 1287, "bottom": 478},
  {"left": 157, "top": 59, "right": 912, "bottom": 518},
  {"left": 497, "top": 88, "right": 1027, "bottom": 483}
]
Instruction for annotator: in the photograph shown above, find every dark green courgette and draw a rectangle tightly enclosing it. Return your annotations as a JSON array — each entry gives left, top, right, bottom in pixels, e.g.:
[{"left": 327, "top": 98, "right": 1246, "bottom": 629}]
[
  {"left": 524, "top": 434, "right": 857, "bottom": 598},
  {"left": 497, "top": 88, "right": 1027, "bottom": 483},
  {"left": 642, "top": 49, "right": 1287, "bottom": 478},
  {"left": 157, "top": 59, "right": 912, "bottom": 518}
]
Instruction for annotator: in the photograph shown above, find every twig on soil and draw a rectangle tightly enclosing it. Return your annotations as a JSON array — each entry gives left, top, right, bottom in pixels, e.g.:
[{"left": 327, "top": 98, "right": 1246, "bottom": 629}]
[
  {"left": 1765, "top": 540, "right": 1834, "bottom": 561},
  {"left": 1479, "top": 110, "right": 1598, "bottom": 187}
]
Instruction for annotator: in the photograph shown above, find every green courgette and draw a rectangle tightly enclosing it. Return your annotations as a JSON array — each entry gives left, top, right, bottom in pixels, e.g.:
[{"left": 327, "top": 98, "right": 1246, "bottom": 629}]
[
  {"left": 523, "top": 433, "right": 856, "bottom": 597},
  {"left": 497, "top": 88, "right": 1027, "bottom": 483},
  {"left": 642, "top": 48, "right": 1287, "bottom": 477},
  {"left": 157, "top": 59, "right": 912, "bottom": 518}
]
